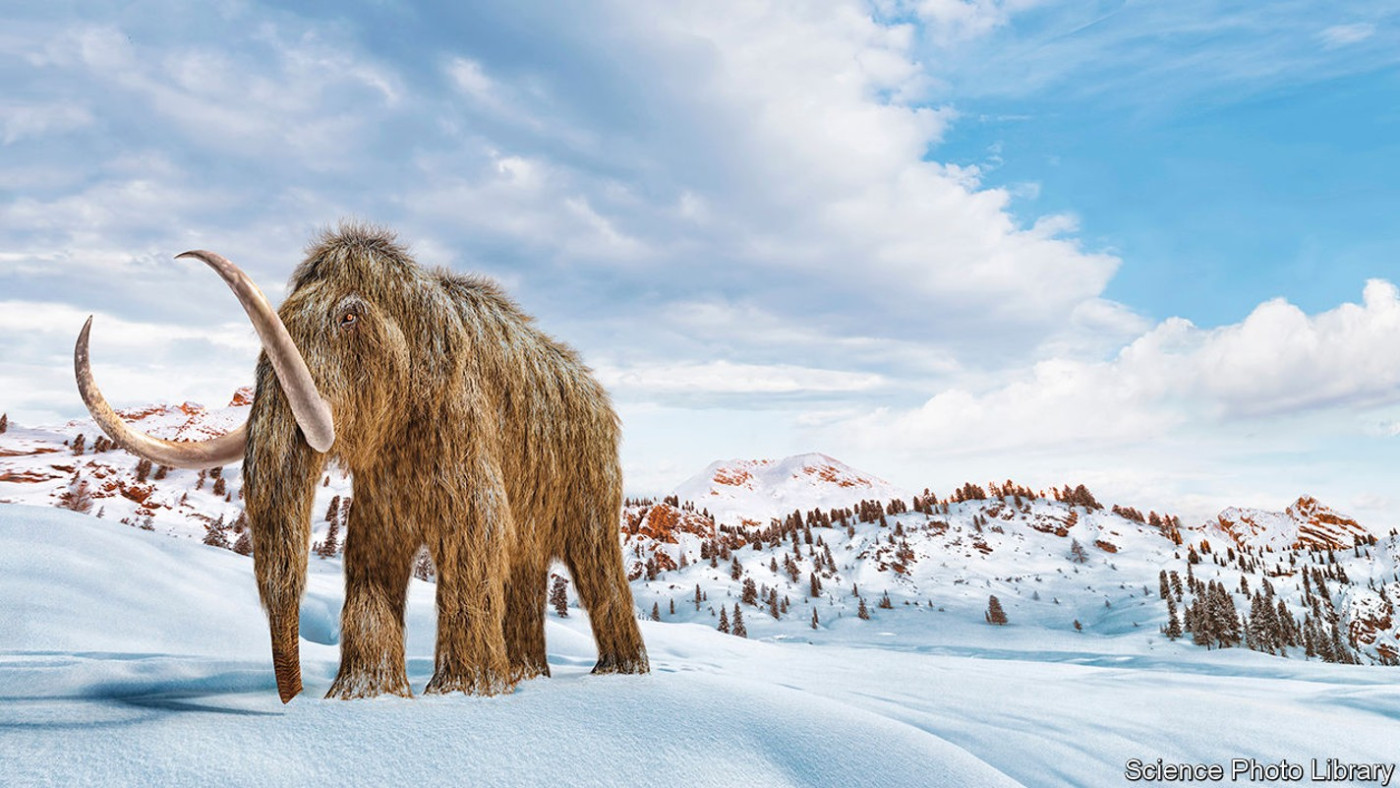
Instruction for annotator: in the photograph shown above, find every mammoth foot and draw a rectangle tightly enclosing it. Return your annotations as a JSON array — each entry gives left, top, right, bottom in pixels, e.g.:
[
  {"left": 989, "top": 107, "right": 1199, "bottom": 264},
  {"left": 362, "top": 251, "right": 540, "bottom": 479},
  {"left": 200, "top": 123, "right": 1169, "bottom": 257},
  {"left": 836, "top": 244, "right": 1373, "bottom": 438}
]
[
  {"left": 592, "top": 652, "right": 650, "bottom": 675},
  {"left": 508, "top": 659, "right": 551, "bottom": 683},
  {"left": 325, "top": 668, "right": 413, "bottom": 700},
  {"left": 424, "top": 665, "right": 517, "bottom": 697}
]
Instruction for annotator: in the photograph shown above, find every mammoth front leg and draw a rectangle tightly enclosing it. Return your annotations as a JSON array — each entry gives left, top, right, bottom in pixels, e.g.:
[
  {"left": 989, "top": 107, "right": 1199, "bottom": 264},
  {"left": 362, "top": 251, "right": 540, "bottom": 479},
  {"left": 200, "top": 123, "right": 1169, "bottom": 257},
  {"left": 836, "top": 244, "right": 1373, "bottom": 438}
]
[
  {"left": 327, "top": 495, "right": 415, "bottom": 700},
  {"left": 424, "top": 478, "right": 517, "bottom": 697}
]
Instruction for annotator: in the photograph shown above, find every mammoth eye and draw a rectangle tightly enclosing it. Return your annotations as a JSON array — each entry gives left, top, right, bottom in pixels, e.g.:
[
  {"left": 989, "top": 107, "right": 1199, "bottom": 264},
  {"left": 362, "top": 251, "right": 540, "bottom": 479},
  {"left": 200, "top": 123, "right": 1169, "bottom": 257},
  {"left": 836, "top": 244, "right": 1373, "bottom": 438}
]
[{"left": 339, "top": 311, "right": 358, "bottom": 329}]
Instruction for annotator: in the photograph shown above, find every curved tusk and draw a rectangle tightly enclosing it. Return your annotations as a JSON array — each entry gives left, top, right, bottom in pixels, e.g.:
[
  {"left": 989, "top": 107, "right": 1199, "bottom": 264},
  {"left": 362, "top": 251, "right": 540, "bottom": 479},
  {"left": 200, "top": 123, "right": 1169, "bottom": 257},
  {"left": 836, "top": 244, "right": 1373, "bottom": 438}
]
[
  {"left": 75, "top": 316, "right": 248, "bottom": 469},
  {"left": 176, "top": 250, "right": 335, "bottom": 453}
]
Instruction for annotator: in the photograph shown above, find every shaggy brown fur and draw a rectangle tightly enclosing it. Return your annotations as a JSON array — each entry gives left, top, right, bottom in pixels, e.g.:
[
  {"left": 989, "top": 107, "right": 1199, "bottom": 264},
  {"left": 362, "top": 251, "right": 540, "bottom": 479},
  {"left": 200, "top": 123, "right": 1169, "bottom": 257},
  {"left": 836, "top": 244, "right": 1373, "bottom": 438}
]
[{"left": 242, "top": 223, "right": 648, "bottom": 701}]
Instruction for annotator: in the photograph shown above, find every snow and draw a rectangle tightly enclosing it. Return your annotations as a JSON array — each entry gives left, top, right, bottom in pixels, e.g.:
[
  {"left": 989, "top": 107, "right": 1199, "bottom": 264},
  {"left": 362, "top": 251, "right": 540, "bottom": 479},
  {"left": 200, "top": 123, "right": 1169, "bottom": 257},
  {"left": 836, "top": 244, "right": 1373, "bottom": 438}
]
[{"left": 5, "top": 503, "right": 1400, "bottom": 787}]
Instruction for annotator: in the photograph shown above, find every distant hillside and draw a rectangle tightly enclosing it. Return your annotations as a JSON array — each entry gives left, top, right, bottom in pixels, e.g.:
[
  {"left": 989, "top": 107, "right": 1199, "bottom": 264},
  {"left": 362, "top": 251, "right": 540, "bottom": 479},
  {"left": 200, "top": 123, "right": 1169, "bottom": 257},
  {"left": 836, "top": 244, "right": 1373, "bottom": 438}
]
[{"left": 1, "top": 398, "right": 1395, "bottom": 665}]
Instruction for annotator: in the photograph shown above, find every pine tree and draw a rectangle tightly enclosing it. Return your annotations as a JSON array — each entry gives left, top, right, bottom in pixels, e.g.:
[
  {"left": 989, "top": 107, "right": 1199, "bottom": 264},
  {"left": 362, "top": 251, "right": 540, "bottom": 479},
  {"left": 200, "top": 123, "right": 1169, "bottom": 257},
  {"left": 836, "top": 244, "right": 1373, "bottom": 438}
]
[
  {"left": 742, "top": 577, "right": 758, "bottom": 606},
  {"left": 153, "top": 464, "right": 169, "bottom": 480},
  {"left": 986, "top": 595, "right": 1008, "bottom": 625},
  {"left": 650, "top": 602, "right": 660, "bottom": 621},
  {"left": 317, "top": 515, "right": 341, "bottom": 558},
  {"left": 56, "top": 474, "right": 94, "bottom": 514},
  {"left": 71, "top": 433, "right": 86, "bottom": 456},
  {"left": 857, "top": 598, "right": 870, "bottom": 620},
  {"left": 203, "top": 517, "right": 229, "bottom": 549},
  {"left": 0, "top": 413, "right": 7, "bottom": 433},
  {"left": 232, "top": 529, "right": 252, "bottom": 556},
  {"left": 670, "top": 598, "right": 676, "bottom": 615},
  {"left": 694, "top": 584, "right": 703, "bottom": 611},
  {"left": 809, "top": 571, "right": 821, "bottom": 598},
  {"left": 550, "top": 575, "right": 569, "bottom": 616},
  {"left": 212, "top": 477, "right": 227, "bottom": 497},
  {"left": 718, "top": 606, "right": 730, "bottom": 634},
  {"left": 413, "top": 549, "right": 436, "bottom": 582},
  {"left": 1276, "top": 599, "right": 1294, "bottom": 647},
  {"left": 732, "top": 605, "right": 747, "bottom": 638},
  {"left": 1069, "top": 539, "right": 1088, "bottom": 564},
  {"left": 1165, "top": 596, "right": 1182, "bottom": 640},
  {"left": 878, "top": 591, "right": 893, "bottom": 609},
  {"left": 326, "top": 495, "right": 342, "bottom": 522},
  {"left": 135, "top": 458, "right": 153, "bottom": 483},
  {"left": 811, "top": 608, "right": 820, "bottom": 629}
]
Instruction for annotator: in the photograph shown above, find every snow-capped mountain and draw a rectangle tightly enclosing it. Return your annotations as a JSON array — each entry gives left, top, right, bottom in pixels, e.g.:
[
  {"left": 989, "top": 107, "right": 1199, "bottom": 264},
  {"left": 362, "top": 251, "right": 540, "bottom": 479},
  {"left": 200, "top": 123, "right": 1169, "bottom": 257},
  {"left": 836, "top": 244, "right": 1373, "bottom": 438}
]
[
  {"left": 1190, "top": 495, "right": 1374, "bottom": 551},
  {"left": 672, "top": 452, "right": 908, "bottom": 526}
]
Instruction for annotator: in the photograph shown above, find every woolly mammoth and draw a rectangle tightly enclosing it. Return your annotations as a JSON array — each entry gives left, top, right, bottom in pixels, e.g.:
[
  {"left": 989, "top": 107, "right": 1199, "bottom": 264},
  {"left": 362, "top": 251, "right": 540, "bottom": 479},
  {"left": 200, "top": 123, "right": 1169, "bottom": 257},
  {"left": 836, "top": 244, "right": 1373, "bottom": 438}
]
[{"left": 74, "top": 225, "right": 649, "bottom": 702}]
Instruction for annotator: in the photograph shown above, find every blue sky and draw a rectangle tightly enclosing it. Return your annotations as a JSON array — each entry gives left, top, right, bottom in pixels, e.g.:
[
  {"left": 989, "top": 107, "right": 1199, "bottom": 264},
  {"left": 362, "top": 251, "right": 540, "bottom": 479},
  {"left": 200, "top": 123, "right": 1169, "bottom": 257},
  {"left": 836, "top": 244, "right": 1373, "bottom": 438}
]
[
  {"left": 4, "top": 0, "right": 1400, "bottom": 525},
  {"left": 922, "top": 0, "right": 1400, "bottom": 327}
]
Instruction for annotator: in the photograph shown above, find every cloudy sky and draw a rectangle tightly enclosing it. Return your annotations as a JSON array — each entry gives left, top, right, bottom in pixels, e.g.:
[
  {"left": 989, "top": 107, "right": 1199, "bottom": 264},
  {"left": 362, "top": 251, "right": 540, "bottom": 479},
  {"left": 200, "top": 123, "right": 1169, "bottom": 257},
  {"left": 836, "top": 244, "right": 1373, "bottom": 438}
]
[{"left": 4, "top": 0, "right": 1400, "bottom": 525}]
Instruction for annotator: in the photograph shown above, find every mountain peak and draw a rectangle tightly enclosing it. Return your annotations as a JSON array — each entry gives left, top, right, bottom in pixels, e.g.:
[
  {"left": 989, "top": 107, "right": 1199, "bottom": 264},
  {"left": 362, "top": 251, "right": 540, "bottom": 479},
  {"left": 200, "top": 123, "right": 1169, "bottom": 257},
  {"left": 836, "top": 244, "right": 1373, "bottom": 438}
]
[
  {"left": 674, "top": 453, "right": 908, "bottom": 526},
  {"left": 1196, "top": 495, "right": 1371, "bottom": 551}
]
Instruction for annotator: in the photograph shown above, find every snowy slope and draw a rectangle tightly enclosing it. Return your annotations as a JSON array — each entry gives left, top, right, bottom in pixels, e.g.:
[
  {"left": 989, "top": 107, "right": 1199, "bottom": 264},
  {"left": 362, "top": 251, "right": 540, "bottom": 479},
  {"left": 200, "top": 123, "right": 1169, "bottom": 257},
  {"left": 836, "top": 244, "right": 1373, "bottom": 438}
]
[
  {"left": 623, "top": 493, "right": 1184, "bottom": 648},
  {"left": 672, "top": 452, "right": 908, "bottom": 526},
  {"left": 0, "top": 390, "right": 351, "bottom": 547},
  {"left": 7, "top": 504, "right": 1400, "bottom": 788}
]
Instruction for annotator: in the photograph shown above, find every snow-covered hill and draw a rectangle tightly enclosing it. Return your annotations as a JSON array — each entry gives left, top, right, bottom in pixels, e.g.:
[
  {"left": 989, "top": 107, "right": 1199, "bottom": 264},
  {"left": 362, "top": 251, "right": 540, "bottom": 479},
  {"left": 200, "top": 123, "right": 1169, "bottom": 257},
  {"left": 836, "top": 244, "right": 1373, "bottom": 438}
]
[{"left": 0, "top": 390, "right": 350, "bottom": 550}]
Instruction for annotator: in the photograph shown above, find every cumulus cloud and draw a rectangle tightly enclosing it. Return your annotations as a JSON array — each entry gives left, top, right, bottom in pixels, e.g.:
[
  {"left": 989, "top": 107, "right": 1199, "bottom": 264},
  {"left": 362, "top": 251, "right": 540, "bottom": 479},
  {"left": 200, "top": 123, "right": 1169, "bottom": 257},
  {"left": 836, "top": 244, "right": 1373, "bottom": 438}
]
[{"left": 834, "top": 279, "right": 1400, "bottom": 455}]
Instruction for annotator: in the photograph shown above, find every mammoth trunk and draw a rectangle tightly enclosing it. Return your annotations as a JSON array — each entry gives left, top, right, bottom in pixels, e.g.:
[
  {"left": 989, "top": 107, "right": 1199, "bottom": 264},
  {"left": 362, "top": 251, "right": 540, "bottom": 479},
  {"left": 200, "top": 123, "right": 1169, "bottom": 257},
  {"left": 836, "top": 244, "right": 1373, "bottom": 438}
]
[{"left": 244, "top": 366, "right": 327, "bottom": 703}]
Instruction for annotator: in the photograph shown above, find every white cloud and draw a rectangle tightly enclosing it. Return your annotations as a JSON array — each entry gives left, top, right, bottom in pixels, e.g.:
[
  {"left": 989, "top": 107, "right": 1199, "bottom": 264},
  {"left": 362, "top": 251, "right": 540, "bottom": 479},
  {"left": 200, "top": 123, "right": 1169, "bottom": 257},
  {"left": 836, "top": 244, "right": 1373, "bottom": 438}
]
[
  {"left": 1319, "top": 23, "right": 1376, "bottom": 48},
  {"left": 831, "top": 279, "right": 1400, "bottom": 456},
  {"left": 0, "top": 103, "right": 93, "bottom": 144},
  {"left": 913, "top": 0, "right": 1037, "bottom": 46},
  {"left": 447, "top": 57, "right": 496, "bottom": 103},
  {"left": 30, "top": 24, "right": 400, "bottom": 167}
]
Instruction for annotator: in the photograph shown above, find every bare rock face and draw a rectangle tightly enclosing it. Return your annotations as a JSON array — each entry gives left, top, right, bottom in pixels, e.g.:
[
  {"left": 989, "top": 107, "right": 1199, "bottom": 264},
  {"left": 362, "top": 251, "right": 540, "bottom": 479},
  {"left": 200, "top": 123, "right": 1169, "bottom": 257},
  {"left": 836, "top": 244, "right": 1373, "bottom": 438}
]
[
  {"left": 1198, "top": 496, "right": 1373, "bottom": 552},
  {"left": 1286, "top": 496, "right": 1371, "bottom": 550}
]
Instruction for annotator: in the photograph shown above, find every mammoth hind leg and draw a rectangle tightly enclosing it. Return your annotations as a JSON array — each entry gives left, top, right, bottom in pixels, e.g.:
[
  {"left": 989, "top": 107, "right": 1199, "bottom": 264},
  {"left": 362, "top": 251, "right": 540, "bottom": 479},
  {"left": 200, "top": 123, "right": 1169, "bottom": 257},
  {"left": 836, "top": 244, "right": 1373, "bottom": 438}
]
[
  {"left": 564, "top": 536, "right": 650, "bottom": 676},
  {"left": 504, "top": 557, "right": 550, "bottom": 682}
]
